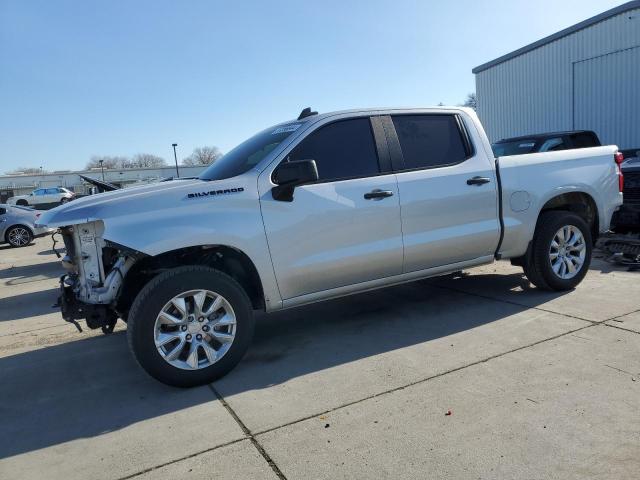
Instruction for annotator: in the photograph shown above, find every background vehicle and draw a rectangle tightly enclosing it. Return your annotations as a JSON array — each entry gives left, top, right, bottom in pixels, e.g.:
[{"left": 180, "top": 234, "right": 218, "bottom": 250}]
[
  {"left": 0, "top": 204, "right": 53, "bottom": 247},
  {"left": 611, "top": 149, "right": 640, "bottom": 231},
  {"left": 8, "top": 187, "right": 75, "bottom": 208},
  {"left": 492, "top": 130, "right": 600, "bottom": 157},
  {"left": 38, "top": 107, "right": 623, "bottom": 387}
]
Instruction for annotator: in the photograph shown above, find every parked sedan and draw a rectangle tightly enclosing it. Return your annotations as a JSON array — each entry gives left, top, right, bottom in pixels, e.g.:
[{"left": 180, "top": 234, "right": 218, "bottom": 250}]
[
  {"left": 7, "top": 187, "right": 75, "bottom": 208},
  {"left": 0, "top": 204, "right": 54, "bottom": 247}
]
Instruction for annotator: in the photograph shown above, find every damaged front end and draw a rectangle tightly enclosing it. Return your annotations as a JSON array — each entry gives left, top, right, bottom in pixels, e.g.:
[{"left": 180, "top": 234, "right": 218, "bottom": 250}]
[{"left": 55, "top": 221, "right": 142, "bottom": 333}]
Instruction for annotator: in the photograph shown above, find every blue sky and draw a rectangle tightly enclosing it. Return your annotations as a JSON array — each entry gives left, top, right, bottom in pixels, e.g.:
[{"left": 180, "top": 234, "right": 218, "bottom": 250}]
[{"left": 0, "top": 0, "right": 625, "bottom": 171}]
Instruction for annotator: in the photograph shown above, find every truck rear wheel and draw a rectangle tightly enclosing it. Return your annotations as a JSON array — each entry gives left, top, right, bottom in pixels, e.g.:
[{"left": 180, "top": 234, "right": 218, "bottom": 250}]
[
  {"left": 524, "top": 211, "right": 592, "bottom": 291},
  {"left": 127, "top": 266, "right": 255, "bottom": 387}
]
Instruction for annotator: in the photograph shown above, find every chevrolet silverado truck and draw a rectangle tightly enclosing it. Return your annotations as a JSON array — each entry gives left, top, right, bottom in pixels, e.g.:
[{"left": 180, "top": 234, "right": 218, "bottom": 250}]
[{"left": 38, "top": 107, "right": 624, "bottom": 387}]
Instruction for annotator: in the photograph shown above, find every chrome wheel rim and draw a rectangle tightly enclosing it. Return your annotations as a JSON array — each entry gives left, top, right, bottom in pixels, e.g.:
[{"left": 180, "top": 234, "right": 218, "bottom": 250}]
[
  {"left": 549, "top": 225, "right": 586, "bottom": 279},
  {"left": 8, "top": 227, "right": 30, "bottom": 246},
  {"left": 154, "top": 289, "right": 237, "bottom": 370}
]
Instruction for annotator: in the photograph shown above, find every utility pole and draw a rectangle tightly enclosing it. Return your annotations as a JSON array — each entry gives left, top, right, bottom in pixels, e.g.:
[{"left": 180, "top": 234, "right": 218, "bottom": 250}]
[
  {"left": 99, "top": 159, "right": 105, "bottom": 181},
  {"left": 172, "top": 143, "right": 179, "bottom": 178}
]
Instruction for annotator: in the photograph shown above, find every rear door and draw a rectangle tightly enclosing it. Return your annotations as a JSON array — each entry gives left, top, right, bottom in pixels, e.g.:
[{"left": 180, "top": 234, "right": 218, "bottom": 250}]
[
  {"left": 385, "top": 113, "right": 500, "bottom": 272},
  {"left": 260, "top": 116, "right": 404, "bottom": 300},
  {"left": 44, "top": 188, "right": 60, "bottom": 204},
  {"left": 31, "top": 189, "right": 46, "bottom": 205}
]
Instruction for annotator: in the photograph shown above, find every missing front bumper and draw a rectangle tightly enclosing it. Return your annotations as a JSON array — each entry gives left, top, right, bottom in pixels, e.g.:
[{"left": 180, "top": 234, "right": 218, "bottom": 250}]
[{"left": 56, "top": 275, "right": 118, "bottom": 332}]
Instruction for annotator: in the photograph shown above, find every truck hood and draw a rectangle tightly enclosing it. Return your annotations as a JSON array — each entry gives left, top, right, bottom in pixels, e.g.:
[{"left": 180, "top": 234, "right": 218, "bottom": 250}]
[{"left": 37, "top": 179, "right": 207, "bottom": 228}]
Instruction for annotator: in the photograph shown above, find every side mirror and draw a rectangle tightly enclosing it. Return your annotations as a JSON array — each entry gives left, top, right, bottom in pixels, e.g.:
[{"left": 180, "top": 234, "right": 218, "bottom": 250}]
[{"left": 272, "top": 159, "right": 319, "bottom": 202}]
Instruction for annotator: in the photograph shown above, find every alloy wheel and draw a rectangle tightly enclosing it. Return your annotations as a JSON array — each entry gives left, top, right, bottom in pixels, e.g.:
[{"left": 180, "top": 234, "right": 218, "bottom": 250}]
[
  {"left": 8, "top": 227, "right": 31, "bottom": 247},
  {"left": 153, "top": 289, "right": 237, "bottom": 370},
  {"left": 549, "top": 225, "right": 586, "bottom": 279}
]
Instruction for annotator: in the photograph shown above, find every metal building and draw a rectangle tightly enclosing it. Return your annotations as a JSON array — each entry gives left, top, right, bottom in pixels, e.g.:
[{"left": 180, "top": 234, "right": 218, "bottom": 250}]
[{"left": 473, "top": 1, "right": 640, "bottom": 149}]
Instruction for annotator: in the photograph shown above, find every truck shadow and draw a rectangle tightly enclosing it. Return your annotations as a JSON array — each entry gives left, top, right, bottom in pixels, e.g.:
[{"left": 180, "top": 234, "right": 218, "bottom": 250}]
[
  {"left": 0, "top": 261, "right": 63, "bottom": 286},
  {"left": 0, "top": 271, "right": 569, "bottom": 460},
  {"left": 0, "top": 287, "right": 61, "bottom": 321}
]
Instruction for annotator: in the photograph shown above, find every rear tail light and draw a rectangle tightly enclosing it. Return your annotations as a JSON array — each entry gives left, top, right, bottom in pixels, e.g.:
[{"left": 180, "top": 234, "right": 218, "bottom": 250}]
[{"left": 615, "top": 151, "right": 624, "bottom": 193}]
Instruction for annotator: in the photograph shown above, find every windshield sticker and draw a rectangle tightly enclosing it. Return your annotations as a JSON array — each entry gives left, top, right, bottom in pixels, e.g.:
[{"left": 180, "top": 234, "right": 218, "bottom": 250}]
[
  {"left": 272, "top": 123, "right": 302, "bottom": 135},
  {"left": 519, "top": 142, "right": 535, "bottom": 148}
]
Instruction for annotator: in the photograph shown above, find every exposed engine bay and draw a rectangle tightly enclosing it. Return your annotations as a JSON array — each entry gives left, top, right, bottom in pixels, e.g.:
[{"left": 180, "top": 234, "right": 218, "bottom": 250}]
[{"left": 55, "top": 221, "right": 141, "bottom": 333}]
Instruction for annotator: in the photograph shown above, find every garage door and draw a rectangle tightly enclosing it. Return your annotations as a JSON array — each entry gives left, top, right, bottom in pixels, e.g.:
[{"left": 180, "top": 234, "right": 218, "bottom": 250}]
[{"left": 574, "top": 46, "right": 640, "bottom": 149}]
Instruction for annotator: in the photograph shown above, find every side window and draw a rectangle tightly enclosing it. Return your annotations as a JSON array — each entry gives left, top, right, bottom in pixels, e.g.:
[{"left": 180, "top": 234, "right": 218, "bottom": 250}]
[
  {"left": 539, "top": 137, "right": 566, "bottom": 152},
  {"left": 45, "top": 188, "right": 58, "bottom": 194},
  {"left": 391, "top": 115, "right": 469, "bottom": 170},
  {"left": 288, "top": 118, "right": 380, "bottom": 182},
  {"left": 34, "top": 189, "right": 45, "bottom": 196}
]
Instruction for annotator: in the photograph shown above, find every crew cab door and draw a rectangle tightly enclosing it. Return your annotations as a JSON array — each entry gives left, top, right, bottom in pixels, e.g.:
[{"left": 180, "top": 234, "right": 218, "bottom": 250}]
[
  {"left": 384, "top": 113, "right": 500, "bottom": 272},
  {"left": 259, "top": 116, "right": 403, "bottom": 301}
]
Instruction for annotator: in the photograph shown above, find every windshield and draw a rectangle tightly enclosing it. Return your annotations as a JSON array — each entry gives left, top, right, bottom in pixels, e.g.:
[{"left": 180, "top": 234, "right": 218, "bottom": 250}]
[
  {"left": 492, "top": 140, "right": 537, "bottom": 157},
  {"left": 199, "top": 122, "right": 303, "bottom": 181}
]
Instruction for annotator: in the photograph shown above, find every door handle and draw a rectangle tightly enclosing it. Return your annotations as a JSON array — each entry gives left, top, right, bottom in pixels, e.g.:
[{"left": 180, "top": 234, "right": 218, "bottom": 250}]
[
  {"left": 466, "top": 176, "right": 491, "bottom": 186},
  {"left": 364, "top": 189, "right": 394, "bottom": 200}
]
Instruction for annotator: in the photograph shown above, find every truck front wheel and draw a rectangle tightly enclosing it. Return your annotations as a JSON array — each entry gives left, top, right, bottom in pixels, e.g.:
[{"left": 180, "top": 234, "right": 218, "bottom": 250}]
[
  {"left": 523, "top": 211, "right": 592, "bottom": 291},
  {"left": 127, "top": 266, "right": 255, "bottom": 387}
]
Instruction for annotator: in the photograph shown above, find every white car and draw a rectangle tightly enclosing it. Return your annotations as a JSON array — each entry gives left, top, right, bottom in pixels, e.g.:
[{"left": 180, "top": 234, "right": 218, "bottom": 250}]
[{"left": 8, "top": 187, "right": 75, "bottom": 208}]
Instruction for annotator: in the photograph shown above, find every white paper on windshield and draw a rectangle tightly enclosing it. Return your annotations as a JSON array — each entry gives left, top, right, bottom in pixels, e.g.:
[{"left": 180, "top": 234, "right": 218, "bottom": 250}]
[{"left": 272, "top": 123, "right": 302, "bottom": 135}]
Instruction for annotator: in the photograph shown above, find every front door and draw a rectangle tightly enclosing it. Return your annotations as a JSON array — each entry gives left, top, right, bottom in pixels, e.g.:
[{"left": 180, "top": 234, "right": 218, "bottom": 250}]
[{"left": 260, "top": 117, "right": 404, "bottom": 300}]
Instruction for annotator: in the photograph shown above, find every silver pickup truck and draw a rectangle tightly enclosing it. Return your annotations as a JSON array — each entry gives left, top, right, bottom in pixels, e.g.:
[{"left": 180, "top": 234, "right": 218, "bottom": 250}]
[{"left": 39, "top": 107, "right": 623, "bottom": 387}]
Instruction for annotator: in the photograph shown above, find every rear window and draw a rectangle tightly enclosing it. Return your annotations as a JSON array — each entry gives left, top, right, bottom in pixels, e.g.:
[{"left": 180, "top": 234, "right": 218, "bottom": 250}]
[
  {"left": 570, "top": 132, "right": 600, "bottom": 148},
  {"left": 392, "top": 115, "right": 469, "bottom": 170},
  {"left": 492, "top": 140, "right": 537, "bottom": 157}
]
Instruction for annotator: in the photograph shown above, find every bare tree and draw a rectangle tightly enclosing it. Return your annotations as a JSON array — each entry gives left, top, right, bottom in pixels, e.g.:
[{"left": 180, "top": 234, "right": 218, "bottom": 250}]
[
  {"left": 182, "top": 146, "right": 222, "bottom": 166},
  {"left": 85, "top": 154, "right": 166, "bottom": 170},
  {"left": 130, "top": 153, "right": 167, "bottom": 168},
  {"left": 86, "top": 156, "right": 128, "bottom": 170},
  {"left": 5, "top": 166, "right": 47, "bottom": 175},
  {"left": 461, "top": 92, "right": 477, "bottom": 111}
]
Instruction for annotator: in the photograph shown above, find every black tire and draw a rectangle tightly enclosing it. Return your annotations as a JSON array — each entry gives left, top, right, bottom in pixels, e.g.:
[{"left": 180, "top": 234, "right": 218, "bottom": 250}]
[
  {"left": 16, "top": 199, "right": 28, "bottom": 206},
  {"left": 6, "top": 225, "right": 33, "bottom": 248},
  {"left": 524, "top": 211, "right": 592, "bottom": 291},
  {"left": 127, "top": 266, "right": 254, "bottom": 387},
  {"left": 60, "top": 197, "right": 69, "bottom": 204}
]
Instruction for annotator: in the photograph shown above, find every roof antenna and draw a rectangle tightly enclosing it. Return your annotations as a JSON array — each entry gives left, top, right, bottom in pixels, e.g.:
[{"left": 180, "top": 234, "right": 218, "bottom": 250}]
[{"left": 297, "top": 107, "right": 318, "bottom": 120}]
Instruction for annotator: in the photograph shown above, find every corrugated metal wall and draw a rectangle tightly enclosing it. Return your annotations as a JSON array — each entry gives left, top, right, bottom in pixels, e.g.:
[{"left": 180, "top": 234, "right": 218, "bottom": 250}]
[{"left": 475, "top": 7, "right": 640, "bottom": 148}]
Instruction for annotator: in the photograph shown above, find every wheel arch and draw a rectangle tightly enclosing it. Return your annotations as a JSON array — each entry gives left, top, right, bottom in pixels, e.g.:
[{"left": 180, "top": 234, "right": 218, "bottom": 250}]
[
  {"left": 537, "top": 191, "right": 599, "bottom": 242},
  {"left": 118, "top": 244, "right": 266, "bottom": 318}
]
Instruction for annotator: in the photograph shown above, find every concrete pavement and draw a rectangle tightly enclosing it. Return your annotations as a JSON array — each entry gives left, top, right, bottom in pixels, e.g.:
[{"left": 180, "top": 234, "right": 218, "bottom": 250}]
[{"left": 0, "top": 238, "right": 638, "bottom": 479}]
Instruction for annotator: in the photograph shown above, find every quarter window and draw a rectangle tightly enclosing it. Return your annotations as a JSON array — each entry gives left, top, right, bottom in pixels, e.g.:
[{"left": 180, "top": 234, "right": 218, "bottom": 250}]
[
  {"left": 287, "top": 118, "right": 380, "bottom": 181},
  {"left": 392, "top": 115, "right": 469, "bottom": 170}
]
